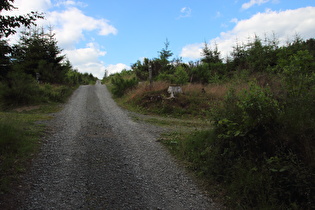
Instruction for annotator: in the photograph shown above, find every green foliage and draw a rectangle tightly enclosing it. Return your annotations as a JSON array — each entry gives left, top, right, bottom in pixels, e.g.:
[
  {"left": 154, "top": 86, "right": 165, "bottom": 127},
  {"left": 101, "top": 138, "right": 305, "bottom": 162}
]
[
  {"left": 11, "top": 28, "right": 67, "bottom": 84},
  {"left": 111, "top": 74, "right": 138, "bottom": 97},
  {"left": 39, "top": 83, "right": 74, "bottom": 103},
  {"left": 158, "top": 38, "right": 173, "bottom": 72},
  {"left": 0, "top": 40, "right": 11, "bottom": 80},
  {"left": 132, "top": 40, "right": 175, "bottom": 82},
  {"left": 0, "top": 109, "right": 51, "bottom": 192},
  {"left": 0, "top": 0, "right": 43, "bottom": 38},
  {"left": 0, "top": 25, "right": 97, "bottom": 109},
  {"left": 190, "top": 63, "right": 212, "bottom": 84},
  {"left": 131, "top": 58, "right": 150, "bottom": 81},
  {"left": 177, "top": 82, "right": 314, "bottom": 209},
  {"left": 201, "top": 42, "right": 221, "bottom": 64},
  {"left": 124, "top": 35, "right": 315, "bottom": 209},
  {"left": 173, "top": 66, "right": 189, "bottom": 85},
  {"left": 156, "top": 71, "right": 174, "bottom": 82},
  {"left": 276, "top": 50, "right": 315, "bottom": 97},
  {"left": 1, "top": 71, "right": 40, "bottom": 106}
]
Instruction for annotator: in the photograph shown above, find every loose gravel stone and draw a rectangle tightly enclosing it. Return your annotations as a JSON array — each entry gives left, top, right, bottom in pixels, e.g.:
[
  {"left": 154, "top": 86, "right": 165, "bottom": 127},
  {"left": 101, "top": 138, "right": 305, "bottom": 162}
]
[{"left": 13, "top": 83, "right": 218, "bottom": 209}]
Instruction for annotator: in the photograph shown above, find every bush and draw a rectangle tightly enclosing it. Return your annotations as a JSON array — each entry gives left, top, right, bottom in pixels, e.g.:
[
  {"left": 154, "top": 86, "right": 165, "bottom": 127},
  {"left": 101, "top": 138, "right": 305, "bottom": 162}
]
[
  {"left": 209, "top": 82, "right": 314, "bottom": 208},
  {"left": 1, "top": 71, "right": 40, "bottom": 106},
  {"left": 173, "top": 66, "right": 189, "bottom": 85},
  {"left": 39, "top": 84, "right": 72, "bottom": 102},
  {"left": 111, "top": 74, "right": 138, "bottom": 97},
  {"left": 214, "top": 83, "right": 282, "bottom": 158},
  {"left": 174, "top": 81, "right": 314, "bottom": 209}
]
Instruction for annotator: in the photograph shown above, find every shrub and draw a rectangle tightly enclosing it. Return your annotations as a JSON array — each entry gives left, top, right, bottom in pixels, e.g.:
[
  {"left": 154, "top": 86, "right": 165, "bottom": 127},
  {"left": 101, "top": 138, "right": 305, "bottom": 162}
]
[
  {"left": 111, "top": 74, "right": 138, "bottom": 97},
  {"left": 173, "top": 66, "right": 189, "bottom": 85},
  {"left": 39, "top": 84, "right": 72, "bottom": 102},
  {"left": 175, "top": 81, "right": 314, "bottom": 209},
  {"left": 208, "top": 82, "right": 315, "bottom": 208},
  {"left": 2, "top": 71, "right": 40, "bottom": 106}
]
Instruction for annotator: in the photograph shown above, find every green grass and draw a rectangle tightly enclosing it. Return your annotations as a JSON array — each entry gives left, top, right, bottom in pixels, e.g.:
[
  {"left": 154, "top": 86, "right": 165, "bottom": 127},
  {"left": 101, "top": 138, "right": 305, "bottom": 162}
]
[
  {"left": 131, "top": 113, "right": 211, "bottom": 129},
  {"left": 0, "top": 104, "right": 60, "bottom": 193}
]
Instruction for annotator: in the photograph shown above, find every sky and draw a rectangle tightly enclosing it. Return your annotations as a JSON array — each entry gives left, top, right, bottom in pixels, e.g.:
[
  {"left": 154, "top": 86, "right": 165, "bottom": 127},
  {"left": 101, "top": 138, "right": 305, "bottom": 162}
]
[{"left": 4, "top": 0, "right": 315, "bottom": 78}]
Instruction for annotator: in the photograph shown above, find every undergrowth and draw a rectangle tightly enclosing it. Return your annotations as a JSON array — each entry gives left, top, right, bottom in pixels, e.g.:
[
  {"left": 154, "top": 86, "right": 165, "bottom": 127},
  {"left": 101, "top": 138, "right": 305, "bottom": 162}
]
[
  {"left": 160, "top": 81, "right": 314, "bottom": 209},
  {"left": 105, "top": 36, "right": 315, "bottom": 209}
]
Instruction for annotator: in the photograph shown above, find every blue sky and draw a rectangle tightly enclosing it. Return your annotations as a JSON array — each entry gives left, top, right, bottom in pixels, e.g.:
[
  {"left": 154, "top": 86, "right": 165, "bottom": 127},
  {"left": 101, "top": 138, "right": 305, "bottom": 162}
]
[{"left": 6, "top": 0, "right": 315, "bottom": 78}]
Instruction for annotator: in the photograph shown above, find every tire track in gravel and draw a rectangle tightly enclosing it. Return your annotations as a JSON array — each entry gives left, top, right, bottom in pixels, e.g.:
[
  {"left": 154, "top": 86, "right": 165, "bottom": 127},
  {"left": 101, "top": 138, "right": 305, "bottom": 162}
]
[{"left": 16, "top": 82, "right": 218, "bottom": 209}]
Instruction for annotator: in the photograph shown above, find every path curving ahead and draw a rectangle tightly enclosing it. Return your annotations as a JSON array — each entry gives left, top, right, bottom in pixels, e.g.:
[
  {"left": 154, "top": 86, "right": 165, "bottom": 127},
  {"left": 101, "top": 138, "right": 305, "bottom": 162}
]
[{"left": 17, "top": 82, "right": 217, "bottom": 209}]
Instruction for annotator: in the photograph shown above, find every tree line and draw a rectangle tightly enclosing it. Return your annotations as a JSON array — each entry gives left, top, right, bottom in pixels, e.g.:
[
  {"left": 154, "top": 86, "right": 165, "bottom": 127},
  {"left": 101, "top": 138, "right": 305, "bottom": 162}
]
[
  {"left": 129, "top": 35, "right": 315, "bottom": 85},
  {"left": 0, "top": 0, "right": 97, "bottom": 108}
]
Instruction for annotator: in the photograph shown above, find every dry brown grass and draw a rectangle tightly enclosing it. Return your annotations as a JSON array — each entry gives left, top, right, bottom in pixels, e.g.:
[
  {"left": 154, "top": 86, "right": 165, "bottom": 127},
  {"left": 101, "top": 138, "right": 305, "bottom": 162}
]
[
  {"left": 127, "top": 81, "right": 170, "bottom": 100},
  {"left": 127, "top": 81, "right": 252, "bottom": 104},
  {"left": 182, "top": 83, "right": 231, "bottom": 100}
]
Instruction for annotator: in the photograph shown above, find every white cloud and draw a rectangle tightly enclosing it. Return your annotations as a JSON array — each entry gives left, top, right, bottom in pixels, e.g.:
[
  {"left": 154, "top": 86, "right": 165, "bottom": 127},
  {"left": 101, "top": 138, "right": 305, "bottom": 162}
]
[
  {"left": 64, "top": 43, "right": 107, "bottom": 79},
  {"left": 178, "top": 7, "right": 192, "bottom": 19},
  {"left": 64, "top": 43, "right": 130, "bottom": 78},
  {"left": 180, "top": 43, "right": 203, "bottom": 59},
  {"left": 47, "top": 7, "right": 117, "bottom": 49},
  {"left": 64, "top": 43, "right": 106, "bottom": 65},
  {"left": 242, "top": 0, "right": 270, "bottom": 10},
  {"left": 55, "top": 0, "right": 87, "bottom": 8},
  {"left": 230, "top": 18, "right": 238, "bottom": 23},
  {"left": 105, "top": 64, "right": 131, "bottom": 76},
  {"left": 180, "top": 7, "right": 315, "bottom": 60},
  {"left": 9, "top": 0, "right": 52, "bottom": 14}
]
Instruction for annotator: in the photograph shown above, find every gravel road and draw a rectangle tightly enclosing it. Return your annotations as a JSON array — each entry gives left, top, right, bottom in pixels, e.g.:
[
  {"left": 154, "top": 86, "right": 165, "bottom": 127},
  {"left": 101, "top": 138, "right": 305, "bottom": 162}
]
[{"left": 15, "top": 82, "right": 218, "bottom": 209}]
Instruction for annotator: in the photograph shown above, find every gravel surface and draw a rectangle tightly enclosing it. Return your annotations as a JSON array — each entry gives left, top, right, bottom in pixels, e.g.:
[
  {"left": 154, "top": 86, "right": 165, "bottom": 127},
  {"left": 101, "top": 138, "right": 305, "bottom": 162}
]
[{"left": 13, "top": 82, "right": 218, "bottom": 209}]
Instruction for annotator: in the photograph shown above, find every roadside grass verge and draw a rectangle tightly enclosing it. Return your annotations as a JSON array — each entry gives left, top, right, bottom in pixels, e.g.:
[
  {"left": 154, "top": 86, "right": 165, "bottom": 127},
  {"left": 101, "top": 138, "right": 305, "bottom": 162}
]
[
  {"left": 0, "top": 82, "right": 75, "bottom": 193},
  {"left": 0, "top": 113, "right": 42, "bottom": 192},
  {"left": 0, "top": 83, "right": 77, "bottom": 110},
  {"left": 0, "top": 104, "right": 62, "bottom": 193},
  {"left": 108, "top": 74, "right": 314, "bottom": 209}
]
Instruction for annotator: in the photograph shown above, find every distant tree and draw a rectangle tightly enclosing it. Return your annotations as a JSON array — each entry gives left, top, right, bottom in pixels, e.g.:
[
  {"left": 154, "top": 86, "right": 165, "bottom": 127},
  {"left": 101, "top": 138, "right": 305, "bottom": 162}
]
[
  {"left": 157, "top": 39, "right": 174, "bottom": 74},
  {"left": 230, "top": 41, "right": 248, "bottom": 71},
  {"left": 201, "top": 42, "right": 221, "bottom": 64},
  {"left": 12, "top": 27, "right": 66, "bottom": 83},
  {"left": 173, "top": 65, "right": 189, "bottom": 85},
  {"left": 131, "top": 58, "right": 150, "bottom": 81}
]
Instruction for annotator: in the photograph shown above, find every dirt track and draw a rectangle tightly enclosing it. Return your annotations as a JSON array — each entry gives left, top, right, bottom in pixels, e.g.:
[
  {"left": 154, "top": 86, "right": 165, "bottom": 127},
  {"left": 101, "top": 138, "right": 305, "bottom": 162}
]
[{"left": 6, "top": 82, "right": 218, "bottom": 209}]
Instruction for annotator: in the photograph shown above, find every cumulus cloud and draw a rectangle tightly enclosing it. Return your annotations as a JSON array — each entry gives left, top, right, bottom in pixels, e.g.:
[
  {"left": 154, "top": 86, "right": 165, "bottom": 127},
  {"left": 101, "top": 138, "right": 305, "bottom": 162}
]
[
  {"left": 242, "top": 0, "right": 270, "bottom": 10},
  {"left": 47, "top": 7, "right": 117, "bottom": 49},
  {"left": 180, "top": 7, "right": 315, "bottom": 60},
  {"left": 64, "top": 43, "right": 131, "bottom": 78},
  {"left": 64, "top": 43, "right": 106, "bottom": 65},
  {"left": 106, "top": 63, "right": 131, "bottom": 76},
  {"left": 64, "top": 42, "right": 107, "bottom": 79},
  {"left": 7, "top": 0, "right": 52, "bottom": 14},
  {"left": 180, "top": 43, "right": 204, "bottom": 59}
]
